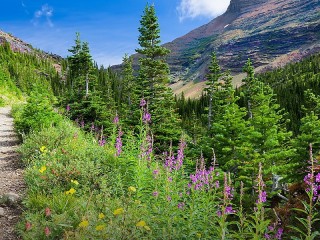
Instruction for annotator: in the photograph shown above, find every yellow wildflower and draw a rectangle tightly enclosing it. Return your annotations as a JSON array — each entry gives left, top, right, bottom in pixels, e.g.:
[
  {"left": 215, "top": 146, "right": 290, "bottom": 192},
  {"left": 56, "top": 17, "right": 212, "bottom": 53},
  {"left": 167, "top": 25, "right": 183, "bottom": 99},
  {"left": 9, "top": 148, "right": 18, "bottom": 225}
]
[
  {"left": 39, "top": 166, "right": 47, "bottom": 173},
  {"left": 113, "top": 208, "right": 124, "bottom": 216},
  {"left": 128, "top": 186, "right": 136, "bottom": 192},
  {"left": 134, "top": 200, "right": 141, "bottom": 205},
  {"left": 40, "top": 146, "right": 47, "bottom": 153},
  {"left": 65, "top": 188, "right": 76, "bottom": 195},
  {"left": 71, "top": 180, "right": 79, "bottom": 185},
  {"left": 196, "top": 233, "right": 202, "bottom": 238},
  {"left": 95, "top": 224, "right": 105, "bottom": 231},
  {"left": 78, "top": 220, "right": 89, "bottom": 228},
  {"left": 98, "top": 213, "right": 105, "bottom": 219},
  {"left": 136, "top": 220, "right": 146, "bottom": 227}
]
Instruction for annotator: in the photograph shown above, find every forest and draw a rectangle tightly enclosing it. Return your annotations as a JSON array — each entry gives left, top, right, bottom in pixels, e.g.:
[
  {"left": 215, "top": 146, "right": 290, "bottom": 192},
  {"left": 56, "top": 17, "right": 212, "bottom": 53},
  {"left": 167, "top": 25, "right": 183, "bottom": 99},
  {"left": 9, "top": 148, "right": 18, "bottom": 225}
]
[{"left": 1, "top": 4, "right": 320, "bottom": 240}]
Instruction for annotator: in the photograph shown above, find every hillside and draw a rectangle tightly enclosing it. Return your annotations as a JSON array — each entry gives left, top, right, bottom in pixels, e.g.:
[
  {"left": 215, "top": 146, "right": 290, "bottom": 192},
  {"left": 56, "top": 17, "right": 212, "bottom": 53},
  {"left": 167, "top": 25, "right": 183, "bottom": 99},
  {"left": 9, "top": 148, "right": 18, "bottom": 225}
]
[{"left": 165, "top": 0, "right": 320, "bottom": 83}]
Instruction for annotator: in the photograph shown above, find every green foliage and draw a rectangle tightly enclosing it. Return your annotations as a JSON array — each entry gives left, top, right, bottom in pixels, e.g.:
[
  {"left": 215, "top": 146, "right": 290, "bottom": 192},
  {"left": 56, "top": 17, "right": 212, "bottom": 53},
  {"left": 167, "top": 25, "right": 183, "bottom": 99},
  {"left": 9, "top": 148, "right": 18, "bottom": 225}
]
[
  {"left": 13, "top": 85, "right": 62, "bottom": 134},
  {"left": 0, "top": 42, "right": 59, "bottom": 96},
  {"left": 257, "top": 53, "right": 320, "bottom": 134}
]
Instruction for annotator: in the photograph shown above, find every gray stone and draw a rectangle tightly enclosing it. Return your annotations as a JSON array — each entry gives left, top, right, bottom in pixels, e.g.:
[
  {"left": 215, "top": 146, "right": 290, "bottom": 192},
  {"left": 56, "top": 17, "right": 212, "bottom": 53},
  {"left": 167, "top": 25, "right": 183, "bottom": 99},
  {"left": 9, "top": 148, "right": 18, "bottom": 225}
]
[
  {"left": 5, "top": 192, "right": 20, "bottom": 204},
  {"left": 0, "top": 207, "right": 5, "bottom": 216}
]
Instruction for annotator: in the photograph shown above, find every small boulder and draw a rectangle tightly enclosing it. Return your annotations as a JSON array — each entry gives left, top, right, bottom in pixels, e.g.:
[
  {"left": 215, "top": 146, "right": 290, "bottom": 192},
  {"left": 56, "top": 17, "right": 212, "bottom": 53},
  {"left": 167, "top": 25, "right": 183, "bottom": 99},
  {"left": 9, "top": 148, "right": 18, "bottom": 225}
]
[
  {"left": 0, "top": 207, "right": 5, "bottom": 216},
  {"left": 5, "top": 192, "right": 20, "bottom": 204}
]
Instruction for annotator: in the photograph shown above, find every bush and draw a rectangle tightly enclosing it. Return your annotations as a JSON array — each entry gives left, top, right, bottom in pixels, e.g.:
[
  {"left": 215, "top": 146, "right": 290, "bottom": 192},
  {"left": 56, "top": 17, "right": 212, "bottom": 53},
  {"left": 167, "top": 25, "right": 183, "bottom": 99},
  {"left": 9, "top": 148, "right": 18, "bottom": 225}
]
[{"left": 14, "top": 85, "right": 62, "bottom": 134}]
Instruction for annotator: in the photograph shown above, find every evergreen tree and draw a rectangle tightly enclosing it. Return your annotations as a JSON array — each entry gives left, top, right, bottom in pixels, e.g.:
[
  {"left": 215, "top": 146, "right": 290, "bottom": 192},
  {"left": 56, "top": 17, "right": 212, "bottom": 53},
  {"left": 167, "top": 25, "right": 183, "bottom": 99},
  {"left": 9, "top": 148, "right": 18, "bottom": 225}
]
[
  {"left": 205, "top": 52, "right": 223, "bottom": 131},
  {"left": 135, "top": 4, "right": 181, "bottom": 151},
  {"left": 209, "top": 72, "right": 253, "bottom": 175},
  {"left": 291, "top": 90, "right": 320, "bottom": 180},
  {"left": 64, "top": 33, "right": 115, "bottom": 133},
  {"left": 242, "top": 59, "right": 294, "bottom": 183},
  {"left": 67, "top": 33, "right": 96, "bottom": 96}
]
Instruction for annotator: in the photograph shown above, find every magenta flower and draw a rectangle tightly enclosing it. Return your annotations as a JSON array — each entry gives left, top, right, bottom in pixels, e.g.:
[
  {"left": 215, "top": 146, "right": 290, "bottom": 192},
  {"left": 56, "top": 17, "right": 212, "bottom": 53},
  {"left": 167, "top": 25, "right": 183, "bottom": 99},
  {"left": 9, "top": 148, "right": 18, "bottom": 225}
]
[
  {"left": 225, "top": 205, "right": 235, "bottom": 214},
  {"left": 264, "top": 233, "right": 271, "bottom": 239},
  {"left": 189, "top": 155, "right": 214, "bottom": 191},
  {"left": 177, "top": 202, "right": 185, "bottom": 209},
  {"left": 164, "top": 140, "right": 186, "bottom": 172},
  {"left": 99, "top": 137, "right": 106, "bottom": 147},
  {"left": 259, "top": 191, "right": 267, "bottom": 203},
  {"left": 143, "top": 112, "right": 151, "bottom": 123},
  {"left": 275, "top": 228, "right": 283, "bottom": 239},
  {"left": 152, "top": 169, "right": 159, "bottom": 178},
  {"left": 66, "top": 104, "right": 70, "bottom": 112},
  {"left": 153, "top": 191, "right": 158, "bottom": 197},
  {"left": 316, "top": 173, "right": 320, "bottom": 183},
  {"left": 140, "top": 98, "right": 146, "bottom": 107},
  {"left": 217, "top": 210, "right": 222, "bottom": 217},
  {"left": 115, "top": 132, "right": 123, "bottom": 156},
  {"left": 113, "top": 115, "right": 119, "bottom": 124}
]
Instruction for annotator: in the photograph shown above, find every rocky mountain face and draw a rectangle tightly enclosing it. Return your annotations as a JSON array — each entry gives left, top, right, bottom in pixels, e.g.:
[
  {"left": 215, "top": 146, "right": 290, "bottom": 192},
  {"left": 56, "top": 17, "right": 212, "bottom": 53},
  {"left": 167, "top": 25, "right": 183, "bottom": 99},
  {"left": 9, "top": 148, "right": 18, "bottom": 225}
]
[
  {"left": 165, "top": 0, "right": 320, "bottom": 82},
  {"left": 0, "top": 29, "right": 62, "bottom": 61},
  {"left": 0, "top": 30, "right": 32, "bottom": 53}
]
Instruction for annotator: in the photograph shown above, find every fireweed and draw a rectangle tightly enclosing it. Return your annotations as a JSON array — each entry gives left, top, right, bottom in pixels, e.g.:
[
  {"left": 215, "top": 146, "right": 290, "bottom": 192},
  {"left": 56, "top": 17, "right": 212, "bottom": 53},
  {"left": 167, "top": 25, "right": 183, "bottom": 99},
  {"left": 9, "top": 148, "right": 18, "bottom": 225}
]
[
  {"left": 249, "top": 163, "right": 271, "bottom": 240},
  {"left": 289, "top": 143, "right": 320, "bottom": 240},
  {"left": 214, "top": 172, "right": 235, "bottom": 239}
]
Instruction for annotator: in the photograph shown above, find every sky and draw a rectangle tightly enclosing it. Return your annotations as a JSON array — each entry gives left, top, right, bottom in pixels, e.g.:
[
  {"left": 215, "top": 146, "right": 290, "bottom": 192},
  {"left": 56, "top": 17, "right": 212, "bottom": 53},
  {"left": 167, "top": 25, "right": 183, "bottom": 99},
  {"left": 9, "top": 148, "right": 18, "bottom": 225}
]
[{"left": 0, "top": 0, "right": 230, "bottom": 67}]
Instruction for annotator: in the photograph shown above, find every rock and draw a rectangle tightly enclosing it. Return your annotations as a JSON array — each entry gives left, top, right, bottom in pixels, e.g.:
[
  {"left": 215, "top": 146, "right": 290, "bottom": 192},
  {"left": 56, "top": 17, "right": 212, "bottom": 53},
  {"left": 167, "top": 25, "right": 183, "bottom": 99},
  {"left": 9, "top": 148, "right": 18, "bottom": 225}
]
[
  {"left": 5, "top": 192, "right": 20, "bottom": 204},
  {"left": 0, "top": 207, "right": 5, "bottom": 216}
]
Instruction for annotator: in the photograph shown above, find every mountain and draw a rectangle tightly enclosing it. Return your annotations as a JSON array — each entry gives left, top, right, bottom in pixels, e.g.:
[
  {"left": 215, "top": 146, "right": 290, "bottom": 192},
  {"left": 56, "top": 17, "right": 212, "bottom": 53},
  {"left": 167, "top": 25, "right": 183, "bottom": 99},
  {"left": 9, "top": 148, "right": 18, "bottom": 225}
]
[
  {"left": 165, "top": 0, "right": 320, "bottom": 83},
  {"left": 0, "top": 29, "right": 62, "bottom": 61},
  {"left": 0, "top": 30, "right": 33, "bottom": 53}
]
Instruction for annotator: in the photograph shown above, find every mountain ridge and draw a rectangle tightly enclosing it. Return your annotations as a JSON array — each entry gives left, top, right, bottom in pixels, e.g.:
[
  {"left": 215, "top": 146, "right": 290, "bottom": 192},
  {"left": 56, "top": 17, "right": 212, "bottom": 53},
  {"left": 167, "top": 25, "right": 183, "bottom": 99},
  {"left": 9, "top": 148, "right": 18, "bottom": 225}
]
[{"left": 165, "top": 0, "right": 320, "bottom": 83}]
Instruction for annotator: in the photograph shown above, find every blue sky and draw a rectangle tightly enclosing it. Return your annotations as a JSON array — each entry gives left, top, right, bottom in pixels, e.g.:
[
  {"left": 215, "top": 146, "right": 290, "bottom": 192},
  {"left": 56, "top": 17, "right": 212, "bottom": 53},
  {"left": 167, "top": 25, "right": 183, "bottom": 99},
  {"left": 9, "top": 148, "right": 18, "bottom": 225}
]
[{"left": 1, "top": 0, "right": 230, "bottom": 67}]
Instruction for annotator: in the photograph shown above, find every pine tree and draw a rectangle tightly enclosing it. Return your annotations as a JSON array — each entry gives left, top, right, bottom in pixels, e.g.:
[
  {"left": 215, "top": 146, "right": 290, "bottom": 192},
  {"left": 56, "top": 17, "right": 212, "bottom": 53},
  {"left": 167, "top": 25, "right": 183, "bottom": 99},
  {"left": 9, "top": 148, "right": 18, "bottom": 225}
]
[
  {"left": 210, "top": 72, "right": 253, "bottom": 175},
  {"left": 242, "top": 59, "right": 294, "bottom": 184},
  {"left": 67, "top": 33, "right": 96, "bottom": 96},
  {"left": 135, "top": 4, "right": 181, "bottom": 151},
  {"left": 64, "top": 33, "right": 115, "bottom": 133},
  {"left": 291, "top": 90, "right": 320, "bottom": 181},
  {"left": 205, "top": 52, "right": 223, "bottom": 131},
  {"left": 135, "top": 4, "right": 170, "bottom": 102}
]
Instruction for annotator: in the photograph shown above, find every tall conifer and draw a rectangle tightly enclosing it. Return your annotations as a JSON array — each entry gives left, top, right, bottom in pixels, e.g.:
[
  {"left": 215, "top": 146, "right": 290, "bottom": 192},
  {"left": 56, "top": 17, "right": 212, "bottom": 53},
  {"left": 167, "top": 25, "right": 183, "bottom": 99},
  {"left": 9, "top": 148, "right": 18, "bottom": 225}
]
[{"left": 135, "top": 4, "right": 181, "bottom": 151}]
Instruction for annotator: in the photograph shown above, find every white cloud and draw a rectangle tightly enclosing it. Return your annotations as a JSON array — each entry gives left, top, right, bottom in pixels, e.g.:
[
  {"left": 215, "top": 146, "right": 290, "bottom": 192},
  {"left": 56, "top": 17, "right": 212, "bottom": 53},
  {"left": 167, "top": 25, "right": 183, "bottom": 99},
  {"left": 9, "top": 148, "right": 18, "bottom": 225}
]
[
  {"left": 177, "top": 0, "right": 231, "bottom": 22},
  {"left": 21, "top": 1, "right": 30, "bottom": 15},
  {"left": 32, "top": 4, "right": 54, "bottom": 27}
]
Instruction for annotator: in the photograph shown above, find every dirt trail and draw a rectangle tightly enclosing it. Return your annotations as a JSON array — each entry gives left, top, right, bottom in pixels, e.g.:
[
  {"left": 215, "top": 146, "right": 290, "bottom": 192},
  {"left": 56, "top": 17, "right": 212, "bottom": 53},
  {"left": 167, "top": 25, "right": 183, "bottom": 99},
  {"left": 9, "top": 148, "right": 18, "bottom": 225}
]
[{"left": 0, "top": 106, "right": 24, "bottom": 240}]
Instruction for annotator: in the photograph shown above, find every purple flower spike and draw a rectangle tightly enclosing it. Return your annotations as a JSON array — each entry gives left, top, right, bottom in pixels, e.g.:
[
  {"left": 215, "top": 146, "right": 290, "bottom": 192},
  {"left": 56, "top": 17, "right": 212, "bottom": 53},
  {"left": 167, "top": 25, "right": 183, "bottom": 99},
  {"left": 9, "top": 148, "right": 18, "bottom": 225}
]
[
  {"left": 140, "top": 98, "right": 146, "bottom": 107},
  {"left": 99, "top": 137, "right": 106, "bottom": 147},
  {"left": 259, "top": 191, "right": 267, "bottom": 203},
  {"left": 115, "top": 130, "right": 123, "bottom": 156},
  {"left": 143, "top": 112, "right": 151, "bottom": 123},
  {"left": 276, "top": 228, "right": 283, "bottom": 239},
  {"left": 66, "top": 104, "right": 70, "bottom": 112},
  {"left": 113, "top": 115, "right": 119, "bottom": 124}
]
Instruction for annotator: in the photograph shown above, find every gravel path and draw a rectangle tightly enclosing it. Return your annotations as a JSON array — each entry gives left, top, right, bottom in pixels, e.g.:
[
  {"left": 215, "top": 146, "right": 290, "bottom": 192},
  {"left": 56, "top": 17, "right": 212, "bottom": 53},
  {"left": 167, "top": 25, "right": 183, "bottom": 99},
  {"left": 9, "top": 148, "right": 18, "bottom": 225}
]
[{"left": 0, "top": 106, "right": 24, "bottom": 240}]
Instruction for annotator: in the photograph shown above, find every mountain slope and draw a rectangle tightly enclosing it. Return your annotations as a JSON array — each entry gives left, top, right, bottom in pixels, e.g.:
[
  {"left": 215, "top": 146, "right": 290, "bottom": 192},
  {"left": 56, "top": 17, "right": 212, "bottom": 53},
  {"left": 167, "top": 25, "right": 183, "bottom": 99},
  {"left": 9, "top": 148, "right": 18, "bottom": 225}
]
[{"left": 165, "top": 0, "right": 320, "bottom": 82}]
